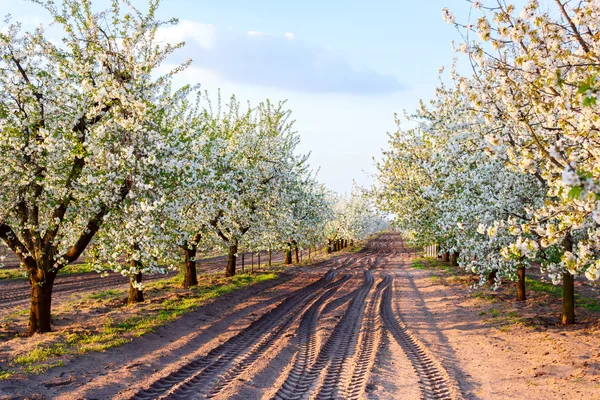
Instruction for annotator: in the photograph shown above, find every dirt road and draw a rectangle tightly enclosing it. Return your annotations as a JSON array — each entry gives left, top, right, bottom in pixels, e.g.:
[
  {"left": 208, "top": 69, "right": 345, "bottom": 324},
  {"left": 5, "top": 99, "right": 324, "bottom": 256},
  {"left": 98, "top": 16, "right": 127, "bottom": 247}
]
[{"left": 1, "top": 233, "right": 461, "bottom": 399}]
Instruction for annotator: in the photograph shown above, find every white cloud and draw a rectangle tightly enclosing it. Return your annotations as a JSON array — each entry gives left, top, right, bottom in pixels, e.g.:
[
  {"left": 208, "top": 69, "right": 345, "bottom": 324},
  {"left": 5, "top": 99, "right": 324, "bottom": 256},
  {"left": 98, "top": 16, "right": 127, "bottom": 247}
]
[
  {"left": 167, "top": 20, "right": 402, "bottom": 95},
  {"left": 157, "top": 20, "right": 215, "bottom": 50}
]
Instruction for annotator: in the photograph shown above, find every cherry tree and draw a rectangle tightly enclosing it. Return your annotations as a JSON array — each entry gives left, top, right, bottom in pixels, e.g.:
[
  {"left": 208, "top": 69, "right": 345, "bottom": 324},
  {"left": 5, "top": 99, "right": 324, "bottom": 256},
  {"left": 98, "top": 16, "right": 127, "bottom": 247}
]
[
  {"left": 443, "top": 0, "right": 600, "bottom": 323},
  {"left": 326, "top": 188, "right": 387, "bottom": 250},
  {"left": 379, "top": 0, "right": 600, "bottom": 324},
  {"left": 195, "top": 99, "right": 309, "bottom": 277},
  {"left": 0, "top": 0, "right": 189, "bottom": 333},
  {"left": 88, "top": 84, "right": 199, "bottom": 301}
]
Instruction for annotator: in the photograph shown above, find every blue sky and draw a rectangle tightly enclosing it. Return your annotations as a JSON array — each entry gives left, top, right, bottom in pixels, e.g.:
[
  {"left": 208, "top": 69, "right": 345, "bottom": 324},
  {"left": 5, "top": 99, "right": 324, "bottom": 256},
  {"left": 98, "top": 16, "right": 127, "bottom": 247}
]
[{"left": 1, "top": 0, "right": 478, "bottom": 193}]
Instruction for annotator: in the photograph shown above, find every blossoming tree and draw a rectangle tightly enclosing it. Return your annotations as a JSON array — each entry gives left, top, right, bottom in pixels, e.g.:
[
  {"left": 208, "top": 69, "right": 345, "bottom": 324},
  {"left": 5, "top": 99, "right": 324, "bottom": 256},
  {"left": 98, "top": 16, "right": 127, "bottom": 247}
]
[{"left": 0, "top": 0, "right": 189, "bottom": 332}]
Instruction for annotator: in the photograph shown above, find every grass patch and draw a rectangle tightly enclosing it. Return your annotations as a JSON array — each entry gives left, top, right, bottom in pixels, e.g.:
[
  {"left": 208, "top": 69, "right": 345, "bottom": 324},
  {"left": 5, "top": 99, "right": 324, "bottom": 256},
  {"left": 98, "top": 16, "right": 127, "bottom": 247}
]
[
  {"left": 0, "top": 263, "right": 95, "bottom": 281},
  {"left": 411, "top": 257, "right": 455, "bottom": 273},
  {"left": 471, "top": 291, "right": 496, "bottom": 302},
  {"left": 0, "top": 271, "right": 278, "bottom": 379},
  {"left": 0, "top": 269, "right": 26, "bottom": 280},
  {"left": 12, "top": 343, "right": 67, "bottom": 366},
  {"left": 412, "top": 260, "right": 426, "bottom": 270},
  {"left": 526, "top": 277, "right": 600, "bottom": 312},
  {"left": 88, "top": 289, "right": 123, "bottom": 300},
  {"left": 59, "top": 263, "right": 95, "bottom": 275}
]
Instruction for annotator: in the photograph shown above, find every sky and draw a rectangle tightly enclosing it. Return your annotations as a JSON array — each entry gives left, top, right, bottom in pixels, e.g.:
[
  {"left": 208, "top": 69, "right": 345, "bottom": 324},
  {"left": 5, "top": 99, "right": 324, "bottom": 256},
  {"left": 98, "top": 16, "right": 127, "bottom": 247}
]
[{"left": 1, "top": 0, "right": 480, "bottom": 193}]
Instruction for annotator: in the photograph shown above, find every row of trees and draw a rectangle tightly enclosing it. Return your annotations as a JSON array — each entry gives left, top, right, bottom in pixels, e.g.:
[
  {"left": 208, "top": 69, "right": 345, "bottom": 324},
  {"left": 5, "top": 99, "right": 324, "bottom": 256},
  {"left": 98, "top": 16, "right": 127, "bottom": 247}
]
[
  {"left": 0, "top": 0, "right": 386, "bottom": 334},
  {"left": 376, "top": 0, "right": 600, "bottom": 324}
]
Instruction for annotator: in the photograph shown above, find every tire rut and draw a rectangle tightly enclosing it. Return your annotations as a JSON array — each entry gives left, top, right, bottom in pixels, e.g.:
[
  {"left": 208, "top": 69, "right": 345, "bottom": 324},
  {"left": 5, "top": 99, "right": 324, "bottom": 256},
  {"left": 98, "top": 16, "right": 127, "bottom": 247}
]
[
  {"left": 342, "top": 274, "right": 389, "bottom": 400},
  {"left": 273, "top": 270, "right": 374, "bottom": 400},
  {"left": 381, "top": 276, "right": 453, "bottom": 400},
  {"left": 131, "top": 269, "right": 339, "bottom": 400}
]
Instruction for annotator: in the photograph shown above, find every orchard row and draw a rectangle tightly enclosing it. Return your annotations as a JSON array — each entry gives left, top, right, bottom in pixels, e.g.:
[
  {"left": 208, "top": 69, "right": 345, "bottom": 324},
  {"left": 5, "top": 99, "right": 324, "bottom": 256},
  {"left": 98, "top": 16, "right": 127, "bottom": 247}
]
[
  {"left": 376, "top": 0, "right": 600, "bottom": 324},
  {"left": 0, "top": 0, "right": 386, "bottom": 334}
]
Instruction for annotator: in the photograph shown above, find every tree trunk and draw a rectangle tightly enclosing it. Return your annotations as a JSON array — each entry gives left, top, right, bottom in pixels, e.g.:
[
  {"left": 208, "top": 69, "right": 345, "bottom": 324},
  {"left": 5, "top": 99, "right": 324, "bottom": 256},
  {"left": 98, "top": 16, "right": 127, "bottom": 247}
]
[
  {"left": 442, "top": 252, "right": 450, "bottom": 262},
  {"left": 450, "top": 252, "right": 459, "bottom": 267},
  {"left": 284, "top": 248, "right": 292, "bottom": 265},
  {"left": 226, "top": 244, "right": 237, "bottom": 277},
  {"left": 294, "top": 246, "right": 299, "bottom": 263},
  {"left": 183, "top": 245, "right": 198, "bottom": 288},
  {"left": 258, "top": 253, "right": 261, "bottom": 271},
  {"left": 128, "top": 272, "right": 144, "bottom": 304},
  {"left": 517, "top": 265, "right": 526, "bottom": 301},
  {"left": 562, "top": 233, "right": 575, "bottom": 324},
  {"left": 562, "top": 272, "right": 575, "bottom": 325},
  {"left": 487, "top": 269, "right": 497, "bottom": 286},
  {"left": 268, "top": 249, "right": 272, "bottom": 267},
  {"left": 28, "top": 271, "right": 57, "bottom": 334},
  {"left": 327, "top": 240, "right": 332, "bottom": 254},
  {"left": 251, "top": 252, "right": 254, "bottom": 270}
]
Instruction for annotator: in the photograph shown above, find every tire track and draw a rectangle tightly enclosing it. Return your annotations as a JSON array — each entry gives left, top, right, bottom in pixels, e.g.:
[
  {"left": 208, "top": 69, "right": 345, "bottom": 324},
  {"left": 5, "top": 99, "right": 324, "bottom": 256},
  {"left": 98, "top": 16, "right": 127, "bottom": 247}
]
[
  {"left": 131, "top": 270, "right": 339, "bottom": 400},
  {"left": 239, "top": 274, "right": 350, "bottom": 400},
  {"left": 381, "top": 276, "right": 453, "bottom": 400},
  {"left": 203, "top": 274, "right": 352, "bottom": 399},
  {"left": 313, "top": 270, "right": 374, "bottom": 400},
  {"left": 343, "top": 274, "right": 389, "bottom": 400},
  {"left": 273, "top": 270, "right": 374, "bottom": 400}
]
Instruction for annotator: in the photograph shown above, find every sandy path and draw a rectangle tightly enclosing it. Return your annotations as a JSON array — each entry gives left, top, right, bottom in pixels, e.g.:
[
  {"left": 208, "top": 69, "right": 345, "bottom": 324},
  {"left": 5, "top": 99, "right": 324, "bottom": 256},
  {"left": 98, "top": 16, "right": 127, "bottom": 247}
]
[
  {"left": 0, "top": 235, "right": 457, "bottom": 400},
  {"left": 3, "top": 233, "right": 598, "bottom": 400}
]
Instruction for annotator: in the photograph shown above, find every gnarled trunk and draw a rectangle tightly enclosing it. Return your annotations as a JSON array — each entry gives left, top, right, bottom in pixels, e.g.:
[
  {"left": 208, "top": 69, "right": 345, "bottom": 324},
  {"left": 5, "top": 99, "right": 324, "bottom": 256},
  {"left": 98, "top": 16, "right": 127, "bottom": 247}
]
[
  {"left": 517, "top": 265, "right": 526, "bottom": 301},
  {"left": 183, "top": 245, "right": 198, "bottom": 288},
  {"left": 226, "top": 244, "right": 237, "bottom": 277},
  {"left": 128, "top": 272, "right": 144, "bottom": 304},
  {"left": 28, "top": 270, "right": 57, "bottom": 334}
]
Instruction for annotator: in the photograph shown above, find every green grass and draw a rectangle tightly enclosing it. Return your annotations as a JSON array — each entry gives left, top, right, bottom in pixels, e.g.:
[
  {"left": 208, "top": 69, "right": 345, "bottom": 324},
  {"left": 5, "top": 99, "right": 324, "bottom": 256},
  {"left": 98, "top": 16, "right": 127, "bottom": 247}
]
[
  {"left": 526, "top": 277, "right": 600, "bottom": 312},
  {"left": 411, "top": 257, "right": 455, "bottom": 273},
  {"left": 12, "top": 343, "right": 67, "bottom": 366},
  {"left": 0, "top": 272, "right": 278, "bottom": 379},
  {"left": 471, "top": 291, "right": 496, "bottom": 302},
  {"left": 412, "top": 260, "right": 426, "bottom": 270},
  {"left": 88, "top": 289, "right": 123, "bottom": 300},
  {"left": 0, "top": 269, "right": 27, "bottom": 280},
  {"left": 59, "top": 263, "right": 95, "bottom": 275},
  {"left": 0, "top": 263, "right": 96, "bottom": 280}
]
